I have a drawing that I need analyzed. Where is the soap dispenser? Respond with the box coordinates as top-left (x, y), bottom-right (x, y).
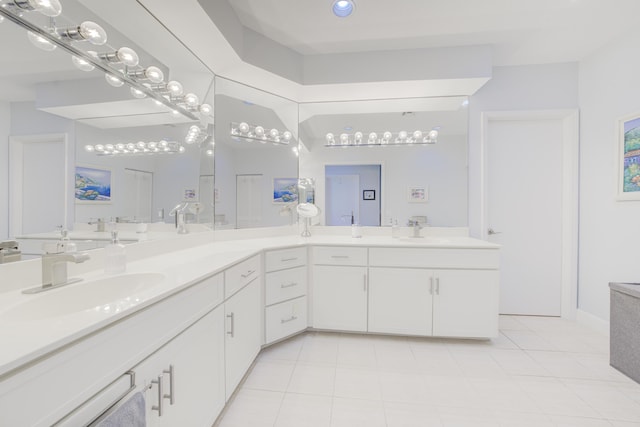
top-left (105, 230), bottom-right (126, 274)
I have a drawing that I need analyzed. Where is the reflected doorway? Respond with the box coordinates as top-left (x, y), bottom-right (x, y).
top-left (325, 164), bottom-right (381, 226)
top-left (236, 174), bottom-right (263, 228)
top-left (123, 169), bottom-right (153, 223)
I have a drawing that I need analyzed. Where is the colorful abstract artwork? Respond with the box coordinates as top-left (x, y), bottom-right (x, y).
top-left (622, 116), bottom-right (640, 198)
top-left (75, 166), bottom-right (111, 203)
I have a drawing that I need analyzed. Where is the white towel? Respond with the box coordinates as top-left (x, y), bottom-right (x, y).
top-left (96, 391), bottom-right (146, 427)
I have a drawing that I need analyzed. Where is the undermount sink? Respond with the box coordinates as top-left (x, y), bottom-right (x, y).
top-left (3, 272), bottom-right (166, 322)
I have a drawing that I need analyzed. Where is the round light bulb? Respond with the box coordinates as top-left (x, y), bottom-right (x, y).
top-left (27, 31), bottom-right (56, 51)
top-left (179, 146), bottom-right (186, 153)
top-left (115, 143), bottom-right (125, 151)
top-left (189, 125), bottom-right (201, 134)
top-left (170, 110), bottom-right (180, 117)
top-left (199, 103), bottom-right (212, 116)
top-left (428, 129), bottom-right (439, 140)
top-left (167, 80), bottom-right (183, 96)
top-left (143, 66), bottom-right (164, 83)
top-left (254, 126), bottom-right (265, 137)
top-left (282, 131), bottom-right (292, 142)
top-left (270, 128), bottom-right (279, 138)
top-left (184, 93), bottom-right (199, 107)
top-left (104, 144), bottom-right (114, 151)
top-left (137, 141), bottom-right (146, 149)
top-left (326, 133), bottom-right (335, 143)
top-left (332, 0), bottom-right (355, 18)
top-left (79, 21), bottom-right (107, 45)
top-left (413, 130), bottom-right (423, 140)
top-left (382, 131), bottom-right (392, 142)
top-left (238, 122), bottom-right (250, 133)
top-left (159, 140), bottom-right (168, 148)
top-left (84, 145), bottom-right (94, 152)
top-left (398, 130), bottom-right (408, 140)
top-left (0, 16), bottom-right (4, 24)
top-left (26, 0), bottom-right (62, 17)
top-left (71, 55), bottom-right (94, 72)
top-left (206, 149), bottom-right (214, 156)
top-left (340, 133), bottom-right (349, 144)
top-left (94, 144), bottom-right (104, 152)
top-left (126, 143), bottom-right (136, 151)
top-left (368, 132), bottom-right (377, 142)
top-left (105, 73), bottom-right (124, 87)
top-left (116, 47), bottom-right (139, 67)
top-left (354, 131), bottom-right (363, 144)
top-left (148, 141), bottom-right (157, 149)
top-left (130, 87), bottom-right (146, 99)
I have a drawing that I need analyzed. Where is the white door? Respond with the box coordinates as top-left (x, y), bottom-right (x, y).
top-left (325, 174), bottom-right (359, 225)
top-left (9, 137), bottom-right (67, 237)
top-left (236, 174), bottom-right (262, 228)
top-left (486, 118), bottom-right (564, 316)
top-left (123, 169), bottom-right (153, 222)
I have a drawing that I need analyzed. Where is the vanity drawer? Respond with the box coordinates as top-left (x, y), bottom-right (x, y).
top-left (265, 296), bottom-right (308, 344)
top-left (225, 255), bottom-right (261, 298)
top-left (313, 246), bottom-right (368, 266)
top-left (265, 266), bottom-right (307, 306)
top-left (369, 247), bottom-right (500, 269)
top-left (265, 247), bottom-right (307, 272)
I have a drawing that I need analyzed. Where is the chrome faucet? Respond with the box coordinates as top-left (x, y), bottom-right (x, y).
top-left (407, 219), bottom-right (424, 238)
top-left (23, 246), bottom-right (90, 294)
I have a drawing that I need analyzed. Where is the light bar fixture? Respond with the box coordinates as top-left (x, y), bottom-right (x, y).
top-left (325, 129), bottom-right (439, 147)
top-left (84, 140), bottom-right (186, 156)
top-left (230, 121), bottom-right (294, 145)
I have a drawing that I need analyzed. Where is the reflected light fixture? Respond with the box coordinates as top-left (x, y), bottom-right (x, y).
top-left (127, 66), bottom-right (164, 83)
top-left (332, 0), bottom-right (355, 17)
top-left (104, 73), bottom-right (124, 87)
top-left (97, 46), bottom-right (139, 67)
top-left (85, 139), bottom-right (186, 156)
top-left (13, 0), bottom-right (62, 17)
top-left (27, 30), bottom-right (56, 51)
top-left (71, 55), bottom-right (94, 72)
top-left (57, 21), bottom-right (107, 45)
top-left (325, 129), bottom-right (439, 146)
top-left (230, 121), bottom-right (294, 145)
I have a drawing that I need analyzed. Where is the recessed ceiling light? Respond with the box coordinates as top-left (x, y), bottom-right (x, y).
top-left (332, 0), bottom-right (355, 18)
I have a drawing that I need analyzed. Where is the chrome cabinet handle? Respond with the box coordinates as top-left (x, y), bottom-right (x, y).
top-left (151, 375), bottom-right (164, 416)
top-left (430, 277), bottom-right (434, 295)
top-left (281, 257), bottom-right (298, 262)
top-left (487, 228), bottom-right (502, 235)
top-left (241, 269), bottom-right (256, 278)
top-left (281, 282), bottom-right (298, 289)
top-left (363, 273), bottom-right (367, 291)
top-left (163, 365), bottom-right (175, 405)
top-left (281, 315), bottom-right (298, 324)
top-left (227, 313), bottom-right (235, 337)
top-left (331, 255), bottom-right (349, 259)
top-left (435, 277), bottom-right (440, 295)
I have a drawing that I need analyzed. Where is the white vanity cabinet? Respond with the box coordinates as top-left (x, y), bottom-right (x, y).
top-left (134, 305), bottom-right (225, 427)
top-left (312, 246), bottom-right (368, 332)
top-left (368, 248), bottom-right (500, 338)
top-left (264, 247), bottom-right (308, 344)
top-left (224, 271), bottom-right (261, 400)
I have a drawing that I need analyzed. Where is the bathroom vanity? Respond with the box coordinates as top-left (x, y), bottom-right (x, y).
top-left (0, 229), bottom-right (499, 426)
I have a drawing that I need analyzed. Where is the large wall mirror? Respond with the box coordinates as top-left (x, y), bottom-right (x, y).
top-left (298, 97), bottom-right (469, 227)
top-left (1, 0), bottom-right (215, 257)
top-left (213, 77), bottom-right (299, 229)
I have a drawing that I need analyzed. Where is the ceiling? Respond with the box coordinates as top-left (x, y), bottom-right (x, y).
top-left (227, 0), bottom-right (639, 66)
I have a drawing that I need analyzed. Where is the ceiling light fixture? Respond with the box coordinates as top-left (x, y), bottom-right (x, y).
top-left (127, 65), bottom-right (164, 83)
top-left (85, 139), bottom-right (186, 156)
top-left (325, 129), bottom-right (439, 147)
top-left (97, 46), bottom-right (139, 67)
top-left (230, 121), bottom-right (294, 146)
top-left (332, 0), bottom-right (355, 17)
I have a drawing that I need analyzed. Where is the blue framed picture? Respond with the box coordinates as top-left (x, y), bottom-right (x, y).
top-left (273, 178), bottom-right (298, 203)
top-left (75, 165), bottom-right (112, 203)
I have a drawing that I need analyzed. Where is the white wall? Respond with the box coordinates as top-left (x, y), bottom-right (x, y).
top-left (468, 63), bottom-right (579, 238)
top-left (0, 101), bottom-right (9, 240)
top-left (577, 26), bottom-right (640, 322)
top-left (299, 135), bottom-right (468, 227)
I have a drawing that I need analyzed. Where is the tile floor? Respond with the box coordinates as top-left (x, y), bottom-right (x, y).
top-left (214, 316), bottom-right (640, 427)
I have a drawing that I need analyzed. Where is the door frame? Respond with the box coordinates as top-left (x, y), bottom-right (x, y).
top-left (479, 110), bottom-right (579, 319)
top-left (321, 161), bottom-right (385, 226)
top-left (8, 133), bottom-right (70, 237)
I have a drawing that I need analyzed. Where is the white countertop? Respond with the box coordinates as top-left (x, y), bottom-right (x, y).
top-left (0, 232), bottom-right (498, 377)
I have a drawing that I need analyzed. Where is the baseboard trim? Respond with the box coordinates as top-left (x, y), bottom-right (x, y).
top-left (576, 309), bottom-right (610, 336)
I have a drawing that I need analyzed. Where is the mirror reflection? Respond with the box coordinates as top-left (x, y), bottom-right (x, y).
top-left (213, 77), bottom-right (299, 229)
top-left (298, 96), bottom-right (469, 227)
top-left (0, 0), bottom-right (214, 260)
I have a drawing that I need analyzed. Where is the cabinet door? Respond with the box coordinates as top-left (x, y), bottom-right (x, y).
top-left (225, 279), bottom-right (262, 400)
top-left (368, 267), bottom-right (433, 336)
top-left (312, 266), bottom-right (368, 332)
top-left (432, 269), bottom-right (499, 338)
top-left (137, 306), bottom-right (226, 427)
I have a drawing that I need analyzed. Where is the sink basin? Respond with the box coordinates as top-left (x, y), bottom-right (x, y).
top-left (3, 272), bottom-right (166, 322)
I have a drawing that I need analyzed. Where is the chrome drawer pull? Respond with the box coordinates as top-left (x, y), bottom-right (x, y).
top-left (163, 365), bottom-right (175, 405)
top-left (241, 269), bottom-right (256, 278)
top-left (151, 375), bottom-right (163, 416)
top-left (331, 255), bottom-right (349, 259)
top-left (227, 313), bottom-right (235, 337)
top-left (281, 282), bottom-right (298, 289)
top-left (435, 277), bottom-right (440, 295)
top-left (430, 277), bottom-right (434, 295)
top-left (281, 315), bottom-right (298, 324)
top-left (281, 257), bottom-right (298, 262)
